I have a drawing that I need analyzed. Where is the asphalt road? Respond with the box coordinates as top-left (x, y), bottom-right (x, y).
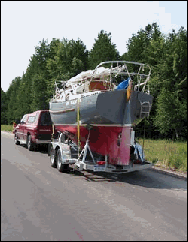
top-left (1, 132), bottom-right (187, 241)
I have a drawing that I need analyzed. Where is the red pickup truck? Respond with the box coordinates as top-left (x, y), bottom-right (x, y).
top-left (13, 110), bottom-right (53, 151)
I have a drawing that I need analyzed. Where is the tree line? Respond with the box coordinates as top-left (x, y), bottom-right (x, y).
top-left (1, 23), bottom-right (187, 140)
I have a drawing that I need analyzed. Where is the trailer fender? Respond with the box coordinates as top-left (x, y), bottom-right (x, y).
top-left (48, 142), bottom-right (60, 156)
top-left (57, 144), bottom-right (71, 164)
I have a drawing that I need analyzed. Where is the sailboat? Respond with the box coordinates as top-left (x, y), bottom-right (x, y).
top-left (49, 61), bottom-right (153, 167)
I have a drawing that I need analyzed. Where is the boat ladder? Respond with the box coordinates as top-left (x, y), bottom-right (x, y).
top-left (140, 101), bottom-right (151, 119)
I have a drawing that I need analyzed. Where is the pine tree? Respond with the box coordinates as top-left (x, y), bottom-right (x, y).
top-left (88, 30), bottom-right (120, 69)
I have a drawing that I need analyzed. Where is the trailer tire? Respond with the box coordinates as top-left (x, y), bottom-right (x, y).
top-left (57, 149), bottom-right (69, 172)
top-left (50, 146), bottom-right (57, 168)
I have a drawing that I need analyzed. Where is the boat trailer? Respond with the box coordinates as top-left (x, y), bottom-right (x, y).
top-left (48, 129), bottom-right (153, 174)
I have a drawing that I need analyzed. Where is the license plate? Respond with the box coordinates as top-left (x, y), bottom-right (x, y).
top-left (93, 166), bottom-right (105, 172)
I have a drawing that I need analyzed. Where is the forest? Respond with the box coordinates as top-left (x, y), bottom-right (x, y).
top-left (1, 23), bottom-right (187, 140)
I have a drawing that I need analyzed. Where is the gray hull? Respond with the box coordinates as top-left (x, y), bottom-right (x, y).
top-left (49, 90), bottom-right (153, 126)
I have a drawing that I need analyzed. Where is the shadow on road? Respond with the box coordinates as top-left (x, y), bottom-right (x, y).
top-left (68, 168), bottom-right (117, 183)
top-left (34, 145), bottom-right (187, 190)
top-left (34, 144), bottom-right (49, 154)
top-left (19, 144), bottom-right (49, 154)
top-left (66, 167), bottom-right (187, 190)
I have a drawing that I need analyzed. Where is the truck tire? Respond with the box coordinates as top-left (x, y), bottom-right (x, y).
top-left (27, 134), bottom-right (34, 151)
top-left (14, 133), bottom-right (20, 145)
top-left (57, 149), bottom-right (69, 172)
top-left (50, 146), bottom-right (57, 168)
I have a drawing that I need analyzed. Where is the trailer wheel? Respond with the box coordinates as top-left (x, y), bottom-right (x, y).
top-left (57, 149), bottom-right (69, 172)
top-left (14, 133), bottom-right (20, 145)
top-left (50, 146), bottom-right (57, 168)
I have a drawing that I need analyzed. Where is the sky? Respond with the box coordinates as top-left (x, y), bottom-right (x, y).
top-left (1, 1), bottom-right (187, 92)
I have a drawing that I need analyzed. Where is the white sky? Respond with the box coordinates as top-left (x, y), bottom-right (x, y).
top-left (1, 1), bottom-right (187, 92)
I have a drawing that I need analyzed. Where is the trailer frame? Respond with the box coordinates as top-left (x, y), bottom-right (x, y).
top-left (48, 130), bottom-right (153, 174)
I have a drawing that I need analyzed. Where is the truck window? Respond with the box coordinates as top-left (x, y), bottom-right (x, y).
top-left (21, 114), bottom-right (28, 123)
top-left (27, 116), bottom-right (36, 123)
top-left (39, 112), bottom-right (52, 126)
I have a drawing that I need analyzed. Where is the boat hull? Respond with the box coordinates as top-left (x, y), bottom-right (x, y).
top-left (49, 89), bottom-right (153, 126)
top-left (49, 89), bottom-right (153, 166)
top-left (53, 124), bottom-right (131, 166)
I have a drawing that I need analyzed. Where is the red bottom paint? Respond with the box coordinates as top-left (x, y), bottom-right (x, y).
top-left (54, 125), bottom-right (131, 166)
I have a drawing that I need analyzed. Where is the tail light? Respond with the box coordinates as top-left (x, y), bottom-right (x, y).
top-left (97, 161), bottom-right (105, 165)
top-left (33, 127), bottom-right (38, 135)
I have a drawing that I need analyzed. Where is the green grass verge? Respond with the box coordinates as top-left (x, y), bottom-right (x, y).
top-left (1, 125), bottom-right (14, 132)
top-left (137, 138), bottom-right (187, 172)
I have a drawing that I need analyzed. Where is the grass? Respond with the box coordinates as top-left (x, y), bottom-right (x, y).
top-left (1, 125), bottom-right (14, 132)
top-left (1, 125), bottom-right (187, 173)
top-left (137, 138), bottom-right (187, 173)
